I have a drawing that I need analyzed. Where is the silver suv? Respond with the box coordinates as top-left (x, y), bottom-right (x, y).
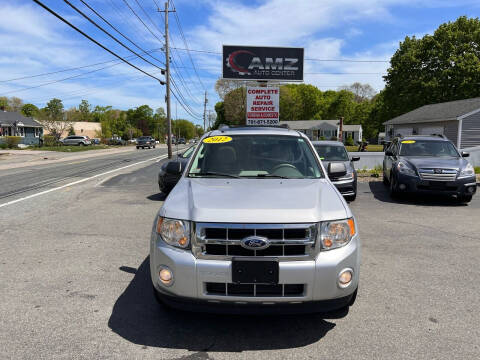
top-left (60, 135), bottom-right (91, 146)
top-left (150, 126), bottom-right (360, 313)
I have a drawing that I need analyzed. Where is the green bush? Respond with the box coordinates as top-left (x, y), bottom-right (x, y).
top-left (43, 135), bottom-right (59, 147)
top-left (5, 136), bottom-right (21, 149)
top-left (475, 166), bottom-right (480, 174)
top-left (0, 142), bottom-right (7, 149)
top-left (345, 135), bottom-right (354, 146)
top-left (330, 136), bottom-right (338, 141)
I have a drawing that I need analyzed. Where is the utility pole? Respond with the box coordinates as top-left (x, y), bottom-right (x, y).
top-left (160, 1), bottom-right (174, 159)
top-left (203, 90), bottom-right (208, 131)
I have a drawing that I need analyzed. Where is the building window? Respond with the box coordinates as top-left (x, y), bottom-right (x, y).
top-left (17, 126), bottom-right (25, 137)
top-left (34, 128), bottom-right (41, 137)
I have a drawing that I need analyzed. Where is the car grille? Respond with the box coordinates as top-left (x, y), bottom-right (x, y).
top-left (205, 282), bottom-right (305, 297)
top-left (193, 223), bottom-right (317, 260)
top-left (418, 168), bottom-right (457, 182)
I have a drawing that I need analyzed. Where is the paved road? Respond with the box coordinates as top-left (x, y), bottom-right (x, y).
top-left (0, 146), bottom-right (186, 206)
top-left (0, 160), bottom-right (479, 359)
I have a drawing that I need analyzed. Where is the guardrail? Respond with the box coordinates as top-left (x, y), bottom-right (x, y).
top-left (349, 152), bottom-right (384, 170)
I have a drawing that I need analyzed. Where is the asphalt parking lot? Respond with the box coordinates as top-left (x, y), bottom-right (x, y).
top-left (1, 158), bottom-right (479, 359)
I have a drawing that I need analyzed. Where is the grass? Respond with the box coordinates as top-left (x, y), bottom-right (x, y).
top-left (475, 166), bottom-right (480, 174)
top-left (29, 145), bottom-right (115, 152)
top-left (346, 144), bottom-right (384, 152)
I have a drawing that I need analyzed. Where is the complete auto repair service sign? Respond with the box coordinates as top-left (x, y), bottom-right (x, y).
top-left (246, 86), bottom-right (279, 126)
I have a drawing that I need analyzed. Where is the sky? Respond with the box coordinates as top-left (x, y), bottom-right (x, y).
top-left (1, 0), bottom-right (479, 126)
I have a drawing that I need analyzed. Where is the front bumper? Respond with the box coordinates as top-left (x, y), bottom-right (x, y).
top-left (150, 230), bottom-right (360, 313)
top-left (395, 173), bottom-right (477, 196)
top-left (332, 178), bottom-right (357, 196)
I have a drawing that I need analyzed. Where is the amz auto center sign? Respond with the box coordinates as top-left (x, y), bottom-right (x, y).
top-left (246, 87), bottom-right (279, 126)
top-left (223, 45), bottom-right (304, 81)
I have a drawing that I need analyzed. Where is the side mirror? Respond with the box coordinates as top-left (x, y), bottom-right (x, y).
top-left (165, 161), bottom-right (183, 175)
top-left (351, 156), bottom-right (360, 162)
top-left (461, 151), bottom-right (470, 158)
top-left (385, 150), bottom-right (394, 156)
top-left (328, 162), bottom-right (347, 178)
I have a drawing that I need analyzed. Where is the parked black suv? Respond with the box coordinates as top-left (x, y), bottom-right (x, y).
top-left (383, 135), bottom-right (476, 203)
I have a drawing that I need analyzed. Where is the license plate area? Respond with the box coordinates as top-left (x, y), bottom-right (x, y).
top-left (232, 258), bottom-right (279, 284)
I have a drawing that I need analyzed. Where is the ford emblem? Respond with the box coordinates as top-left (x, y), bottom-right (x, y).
top-left (241, 236), bottom-right (270, 250)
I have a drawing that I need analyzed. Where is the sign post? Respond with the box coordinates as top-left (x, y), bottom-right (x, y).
top-left (246, 86), bottom-right (279, 126)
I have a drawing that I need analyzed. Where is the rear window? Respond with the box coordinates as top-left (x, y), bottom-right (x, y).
top-left (314, 144), bottom-right (349, 161)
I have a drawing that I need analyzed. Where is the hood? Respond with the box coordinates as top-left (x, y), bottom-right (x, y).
top-left (400, 156), bottom-right (467, 170)
top-left (160, 178), bottom-right (349, 224)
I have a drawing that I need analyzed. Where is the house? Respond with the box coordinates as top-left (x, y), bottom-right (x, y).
top-left (383, 97), bottom-right (480, 148)
top-left (0, 111), bottom-right (43, 146)
top-left (279, 120), bottom-right (363, 144)
top-left (43, 121), bottom-right (102, 139)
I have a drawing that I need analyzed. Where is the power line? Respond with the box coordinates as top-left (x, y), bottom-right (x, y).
top-left (171, 0), bottom-right (206, 90)
top-left (32, 0), bottom-right (165, 84)
top-left (0, 48), bottom-right (163, 84)
top-left (63, 0), bottom-right (165, 73)
top-left (170, 47), bottom-right (390, 63)
top-left (1, 61), bottom-right (124, 96)
top-left (120, 0), bottom-right (164, 44)
top-left (78, 0), bottom-right (165, 66)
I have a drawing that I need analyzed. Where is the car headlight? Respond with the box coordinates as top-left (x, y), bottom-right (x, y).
top-left (397, 161), bottom-right (416, 176)
top-left (156, 217), bottom-right (190, 248)
top-left (459, 163), bottom-right (474, 178)
top-left (320, 218), bottom-right (356, 250)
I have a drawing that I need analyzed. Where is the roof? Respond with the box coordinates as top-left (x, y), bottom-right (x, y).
top-left (383, 97), bottom-right (480, 125)
top-left (0, 111), bottom-right (43, 127)
top-left (209, 126), bottom-right (304, 137)
top-left (279, 120), bottom-right (361, 131)
top-left (343, 124), bottom-right (362, 131)
top-left (395, 134), bottom-right (450, 142)
top-left (311, 140), bottom-right (345, 146)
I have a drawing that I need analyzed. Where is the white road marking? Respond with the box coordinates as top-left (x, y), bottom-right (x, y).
top-left (0, 151), bottom-right (177, 209)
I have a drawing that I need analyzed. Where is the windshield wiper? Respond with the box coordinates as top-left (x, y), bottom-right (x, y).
top-left (190, 172), bottom-right (241, 178)
top-left (252, 174), bottom-right (291, 179)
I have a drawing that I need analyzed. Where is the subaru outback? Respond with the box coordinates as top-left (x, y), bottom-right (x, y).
top-left (383, 135), bottom-right (476, 203)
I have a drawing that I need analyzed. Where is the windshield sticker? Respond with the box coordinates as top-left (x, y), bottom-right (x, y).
top-left (203, 136), bottom-right (232, 144)
top-left (401, 140), bottom-right (416, 144)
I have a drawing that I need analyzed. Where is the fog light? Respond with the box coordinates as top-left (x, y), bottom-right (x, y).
top-left (159, 266), bottom-right (173, 286)
top-left (338, 269), bottom-right (353, 288)
top-left (399, 184), bottom-right (406, 190)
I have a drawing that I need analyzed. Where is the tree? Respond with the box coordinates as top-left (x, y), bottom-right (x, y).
top-left (224, 87), bottom-right (247, 126)
top-left (382, 16), bottom-right (480, 120)
top-left (213, 101), bottom-right (225, 128)
top-left (172, 119), bottom-right (196, 139)
top-left (21, 104), bottom-right (39, 118)
top-left (0, 96), bottom-right (7, 110)
top-left (8, 97), bottom-right (23, 112)
top-left (78, 100), bottom-right (92, 122)
top-left (44, 98), bottom-right (64, 121)
top-left (37, 98), bottom-right (71, 140)
top-left (339, 83), bottom-right (376, 103)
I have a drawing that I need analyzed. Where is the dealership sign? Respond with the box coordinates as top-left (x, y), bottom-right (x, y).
top-left (223, 45), bottom-right (304, 81)
top-left (246, 86), bottom-right (279, 126)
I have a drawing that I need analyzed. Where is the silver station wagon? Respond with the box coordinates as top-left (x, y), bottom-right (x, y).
top-left (150, 126), bottom-right (360, 314)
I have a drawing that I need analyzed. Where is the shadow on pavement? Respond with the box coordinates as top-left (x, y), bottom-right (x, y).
top-left (368, 181), bottom-right (467, 207)
top-left (108, 257), bottom-right (337, 352)
top-left (147, 193), bottom-right (167, 202)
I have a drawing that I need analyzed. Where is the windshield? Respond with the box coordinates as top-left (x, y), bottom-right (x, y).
top-left (314, 144), bottom-right (349, 161)
top-left (399, 140), bottom-right (459, 157)
top-left (138, 136), bottom-right (150, 140)
top-left (187, 135), bottom-right (323, 179)
top-left (180, 146), bottom-right (196, 158)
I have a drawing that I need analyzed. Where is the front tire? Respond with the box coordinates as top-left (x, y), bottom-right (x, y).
top-left (345, 193), bottom-right (357, 202)
top-left (389, 173), bottom-right (399, 198)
